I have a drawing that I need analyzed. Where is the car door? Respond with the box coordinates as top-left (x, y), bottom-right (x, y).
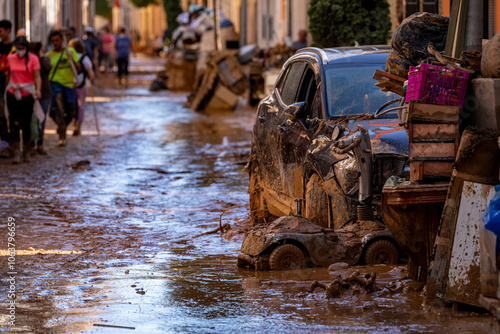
top-left (277, 63), bottom-right (322, 199)
top-left (253, 61), bottom-right (307, 203)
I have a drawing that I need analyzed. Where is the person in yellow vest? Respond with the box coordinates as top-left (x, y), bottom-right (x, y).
top-left (46, 30), bottom-right (81, 146)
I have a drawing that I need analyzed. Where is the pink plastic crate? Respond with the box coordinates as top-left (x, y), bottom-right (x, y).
top-left (406, 63), bottom-right (469, 107)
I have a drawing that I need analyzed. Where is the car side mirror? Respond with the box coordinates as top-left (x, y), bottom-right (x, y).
top-left (285, 102), bottom-right (308, 132)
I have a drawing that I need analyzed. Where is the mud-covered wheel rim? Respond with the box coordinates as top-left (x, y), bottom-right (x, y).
top-left (304, 174), bottom-right (329, 228)
top-left (364, 240), bottom-right (399, 265)
top-left (269, 244), bottom-right (305, 270)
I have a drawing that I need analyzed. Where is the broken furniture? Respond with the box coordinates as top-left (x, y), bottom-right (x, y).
top-left (426, 129), bottom-right (500, 307)
top-left (382, 184), bottom-right (448, 282)
top-left (406, 102), bottom-right (460, 182)
top-left (372, 69), bottom-right (405, 96)
top-left (187, 50), bottom-right (247, 111)
top-left (166, 52), bottom-right (197, 91)
top-left (382, 101), bottom-right (461, 282)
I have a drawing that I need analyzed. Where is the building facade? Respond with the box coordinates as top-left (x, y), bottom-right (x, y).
top-left (0, 0), bottom-right (96, 43)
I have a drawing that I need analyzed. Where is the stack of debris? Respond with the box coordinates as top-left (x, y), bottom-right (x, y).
top-left (377, 10), bottom-right (500, 317)
top-left (185, 50), bottom-right (248, 111)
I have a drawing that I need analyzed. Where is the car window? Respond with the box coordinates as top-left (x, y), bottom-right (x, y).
top-left (324, 63), bottom-right (398, 117)
top-left (279, 62), bottom-right (306, 105)
top-left (297, 67), bottom-right (320, 119)
top-left (276, 66), bottom-right (290, 95)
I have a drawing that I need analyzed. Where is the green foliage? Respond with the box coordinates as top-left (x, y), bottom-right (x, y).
top-left (162, 0), bottom-right (183, 35)
top-left (308, 0), bottom-right (391, 48)
top-left (130, 0), bottom-right (158, 7)
top-left (96, 0), bottom-right (112, 19)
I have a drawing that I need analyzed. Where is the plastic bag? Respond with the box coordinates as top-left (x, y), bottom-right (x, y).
top-left (483, 185), bottom-right (500, 235)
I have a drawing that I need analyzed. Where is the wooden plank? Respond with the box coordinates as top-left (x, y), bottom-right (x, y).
top-left (409, 101), bottom-right (460, 123)
top-left (372, 69), bottom-right (406, 83)
top-left (412, 123), bottom-right (458, 141)
top-left (410, 161), bottom-right (423, 182)
top-left (409, 143), bottom-right (456, 159)
top-left (444, 0), bottom-right (469, 58)
top-left (425, 169), bottom-right (464, 305)
top-left (422, 161), bottom-right (454, 177)
top-left (375, 80), bottom-right (404, 96)
top-left (383, 184), bottom-right (449, 205)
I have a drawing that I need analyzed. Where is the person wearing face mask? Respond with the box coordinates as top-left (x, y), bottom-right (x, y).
top-left (5, 36), bottom-right (41, 163)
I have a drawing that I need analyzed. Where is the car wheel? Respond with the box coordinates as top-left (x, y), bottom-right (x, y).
top-left (269, 244), bottom-right (305, 270)
top-left (305, 174), bottom-right (329, 228)
top-left (364, 240), bottom-right (399, 265)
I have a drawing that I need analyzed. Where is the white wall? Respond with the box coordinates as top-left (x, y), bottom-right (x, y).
top-left (255, 0), bottom-right (309, 49)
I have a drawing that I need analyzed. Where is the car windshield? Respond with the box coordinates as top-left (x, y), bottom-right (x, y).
top-left (324, 63), bottom-right (398, 118)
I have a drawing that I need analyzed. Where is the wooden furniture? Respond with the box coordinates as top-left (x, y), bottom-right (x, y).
top-left (382, 183), bottom-right (449, 281)
top-left (406, 102), bottom-right (460, 182)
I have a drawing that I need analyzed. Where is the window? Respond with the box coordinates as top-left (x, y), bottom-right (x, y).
top-left (279, 62), bottom-right (306, 105)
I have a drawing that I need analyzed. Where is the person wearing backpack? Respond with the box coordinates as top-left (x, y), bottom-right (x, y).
top-left (69, 38), bottom-right (94, 136)
top-left (46, 30), bottom-right (81, 146)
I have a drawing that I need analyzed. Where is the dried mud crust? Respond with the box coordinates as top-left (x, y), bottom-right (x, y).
top-left (269, 244), bottom-right (306, 270)
top-left (304, 174), bottom-right (330, 228)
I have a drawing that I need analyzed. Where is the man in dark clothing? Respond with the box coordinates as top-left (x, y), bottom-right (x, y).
top-left (0, 20), bottom-right (14, 155)
top-left (292, 29), bottom-right (308, 50)
top-left (115, 27), bottom-right (131, 82)
top-left (82, 27), bottom-right (99, 68)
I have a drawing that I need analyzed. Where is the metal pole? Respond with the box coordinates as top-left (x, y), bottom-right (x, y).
top-left (89, 84), bottom-right (100, 136)
top-left (464, 0), bottom-right (483, 51)
top-left (240, 0), bottom-right (247, 47)
top-left (214, 0), bottom-right (222, 51)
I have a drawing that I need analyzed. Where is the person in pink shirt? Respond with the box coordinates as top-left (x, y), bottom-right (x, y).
top-left (6, 36), bottom-right (41, 163)
top-left (101, 26), bottom-right (115, 74)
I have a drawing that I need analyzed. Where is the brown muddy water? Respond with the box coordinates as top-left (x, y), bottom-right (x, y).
top-left (0, 66), bottom-right (496, 333)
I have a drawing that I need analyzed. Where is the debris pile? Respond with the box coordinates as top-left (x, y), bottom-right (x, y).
top-left (308, 271), bottom-right (379, 298)
top-left (185, 50), bottom-right (248, 111)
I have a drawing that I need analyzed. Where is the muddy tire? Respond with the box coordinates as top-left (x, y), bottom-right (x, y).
top-left (364, 240), bottom-right (399, 265)
top-left (305, 174), bottom-right (329, 228)
top-left (269, 244), bottom-right (305, 270)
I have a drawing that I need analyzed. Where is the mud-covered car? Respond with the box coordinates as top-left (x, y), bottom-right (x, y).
top-left (248, 46), bottom-right (408, 229)
top-left (237, 216), bottom-right (400, 270)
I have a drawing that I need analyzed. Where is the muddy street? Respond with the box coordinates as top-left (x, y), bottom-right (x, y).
top-left (0, 56), bottom-right (495, 333)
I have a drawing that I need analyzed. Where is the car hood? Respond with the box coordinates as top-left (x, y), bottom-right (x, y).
top-left (348, 118), bottom-right (408, 155)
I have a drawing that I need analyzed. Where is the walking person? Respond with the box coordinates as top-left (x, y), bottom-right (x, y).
top-left (101, 27), bottom-right (115, 74)
top-left (29, 42), bottom-right (51, 154)
top-left (115, 27), bottom-right (131, 84)
top-left (0, 20), bottom-right (15, 156)
top-left (46, 30), bottom-right (81, 146)
top-left (68, 38), bottom-right (95, 136)
top-left (5, 36), bottom-right (41, 163)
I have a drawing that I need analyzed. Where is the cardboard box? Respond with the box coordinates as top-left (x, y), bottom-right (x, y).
top-left (167, 59), bottom-right (196, 91)
top-left (206, 84), bottom-right (239, 110)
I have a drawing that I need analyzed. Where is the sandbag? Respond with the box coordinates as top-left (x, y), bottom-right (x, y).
top-left (386, 12), bottom-right (449, 78)
top-left (481, 31), bottom-right (500, 78)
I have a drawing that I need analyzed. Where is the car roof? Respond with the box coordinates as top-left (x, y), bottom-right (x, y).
top-left (296, 46), bottom-right (392, 65)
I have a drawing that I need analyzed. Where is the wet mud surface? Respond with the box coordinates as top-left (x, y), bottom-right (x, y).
top-left (0, 56), bottom-right (496, 333)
